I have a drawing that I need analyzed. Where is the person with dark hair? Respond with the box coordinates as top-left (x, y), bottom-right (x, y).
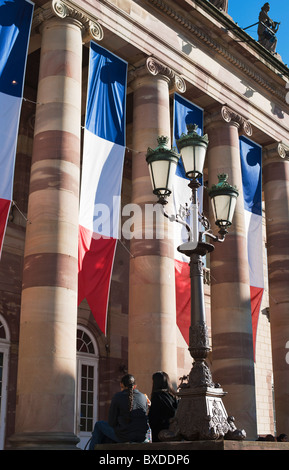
top-left (148, 371), bottom-right (178, 442)
top-left (88, 374), bottom-right (150, 449)
top-left (277, 433), bottom-right (288, 442)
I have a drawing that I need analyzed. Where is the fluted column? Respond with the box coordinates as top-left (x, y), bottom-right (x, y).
top-left (11, 2), bottom-right (103, 449)
top-left (263, 142), bottom-right (289, 437)
top-left (205, 105), bottom-right (257, 439)
top-left (128, 58), bottom-right (186, 394)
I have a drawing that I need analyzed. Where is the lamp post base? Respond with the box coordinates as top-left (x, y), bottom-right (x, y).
top-left (160, 381), bottom-right (246, 441)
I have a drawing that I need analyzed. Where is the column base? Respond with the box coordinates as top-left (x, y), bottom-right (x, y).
top-left (9, 432), bottom-right (80, 450)
top-left (160, 385), bottom-right (246, 441)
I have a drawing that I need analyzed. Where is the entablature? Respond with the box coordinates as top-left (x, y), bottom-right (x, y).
top-left (29, 0), bottom-right (289, 146)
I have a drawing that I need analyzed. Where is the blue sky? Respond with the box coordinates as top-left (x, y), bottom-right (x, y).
top-left (227, 1), bottom-right (289, 67)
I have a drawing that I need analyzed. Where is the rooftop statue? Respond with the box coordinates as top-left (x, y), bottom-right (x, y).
top-left (209, 0), bottom-right (228, 13)
top-left (257, 2), bottom-right (280, 53)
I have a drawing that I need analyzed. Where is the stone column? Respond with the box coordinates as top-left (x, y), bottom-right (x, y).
top-left (205, 105), bottom-right (258, 439)
top-left (263, 142), bottom-right (289, 437)
top-left (128, 58), bottom-right (185, 394)
top-left (10, 1), bottom-right (103, 449)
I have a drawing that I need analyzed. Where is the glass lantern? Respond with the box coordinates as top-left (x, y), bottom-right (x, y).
top-left (176, 124), bottom-right (208, 180)
top-left (208, 174), bottom-right (239, 229)
top-left (146, 136), bottom-right (180, 202)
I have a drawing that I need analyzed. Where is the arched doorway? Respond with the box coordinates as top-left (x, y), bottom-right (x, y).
top-left (76, 326), bottom-right (99, 449)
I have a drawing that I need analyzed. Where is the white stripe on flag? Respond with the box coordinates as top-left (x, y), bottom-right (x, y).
top-left (0, 93), bottom-right (22, 199)
top-left (79, 130), bottom-right (124, 238)
top-left (244, 210), bottom-right (264, 289)
top-left (173, 173), bottom-right (192, 263)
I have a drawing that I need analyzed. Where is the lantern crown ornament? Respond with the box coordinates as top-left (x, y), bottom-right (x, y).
top-left (176, 123), bottom-right (209, 149)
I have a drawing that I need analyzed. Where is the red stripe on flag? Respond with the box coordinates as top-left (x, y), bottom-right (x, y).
top-left (175, 259), bottom-right (190, 345)
top-left (0, 199), bottom-right (11, 257)
top-left (78, 225), bottom-right (117, 334)
top-left (250, 285), bottom-right (264, 360)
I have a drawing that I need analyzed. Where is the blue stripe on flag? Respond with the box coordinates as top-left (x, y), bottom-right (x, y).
top-left (85, 42), bottom-right (127, 146)
top-left (239, 136), bottom-right (262, 216)
top-left (0, 0), bottom-right (34, 97)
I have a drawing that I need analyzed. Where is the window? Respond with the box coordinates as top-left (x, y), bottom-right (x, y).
top-left (77, 328), bottom-right (95, 355)
top-left (76, 326), bottom-right (98, 449)
top-left (80, 364), bottom-right (95, 433)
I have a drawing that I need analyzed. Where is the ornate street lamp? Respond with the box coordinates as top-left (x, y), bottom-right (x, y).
top-left (145, 124), bottom-right (246, 441)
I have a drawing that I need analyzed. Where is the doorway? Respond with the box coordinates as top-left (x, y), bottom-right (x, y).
top-left (76, 326), bottom-right (99, 449)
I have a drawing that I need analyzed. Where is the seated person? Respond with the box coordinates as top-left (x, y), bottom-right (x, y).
top-left (148, 371), bottom-right (178, 442)
top-left (89, 374), bottom-right (150, 449)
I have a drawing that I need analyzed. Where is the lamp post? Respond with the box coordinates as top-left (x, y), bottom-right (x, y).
top-left (146, 124), bottom-right (246, 441)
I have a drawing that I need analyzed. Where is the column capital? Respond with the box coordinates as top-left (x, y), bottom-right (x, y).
top-left (205, 104), bottom-right (252, 136)
top-left (263, 142), bottom-right (289, 162)
top-left (128, 57), bottom-right (186, 94)
top-left (32, 0), bottom-right (104, 43)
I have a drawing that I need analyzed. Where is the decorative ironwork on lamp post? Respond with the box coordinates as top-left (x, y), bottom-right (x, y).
top-left (146, 124), bottom-right (246, 441)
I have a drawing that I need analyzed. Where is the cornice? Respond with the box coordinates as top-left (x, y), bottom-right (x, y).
top-left (147, 0), bottom-right (286, 102)
top-left (32, 0), bottom-right (104, 42)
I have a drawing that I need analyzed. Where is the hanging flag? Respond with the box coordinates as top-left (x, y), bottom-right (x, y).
top-left (173, 94), bottom-right (204, 344)
top-left (0, 0), bottom-right (34, 257)
top-left (240, 135), bottom-right (264, 359)
top-left (78, 42), bottom-right (127, 335)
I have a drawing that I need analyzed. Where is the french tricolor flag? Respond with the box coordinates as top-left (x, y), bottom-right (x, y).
top-left (240, 136), bottom-right (264, 358)
top-left (78, 42), bottom-right (127, 335)
top-left (173, 94), bottom-right (204, 344)
top-left (0, 0), bottom-right (33, 257)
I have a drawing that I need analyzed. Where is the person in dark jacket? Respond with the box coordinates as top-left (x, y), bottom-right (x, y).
top-left (148, 371), bottom-right (178, 442)
top-left (88, 374), bottom-right (150, 449)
